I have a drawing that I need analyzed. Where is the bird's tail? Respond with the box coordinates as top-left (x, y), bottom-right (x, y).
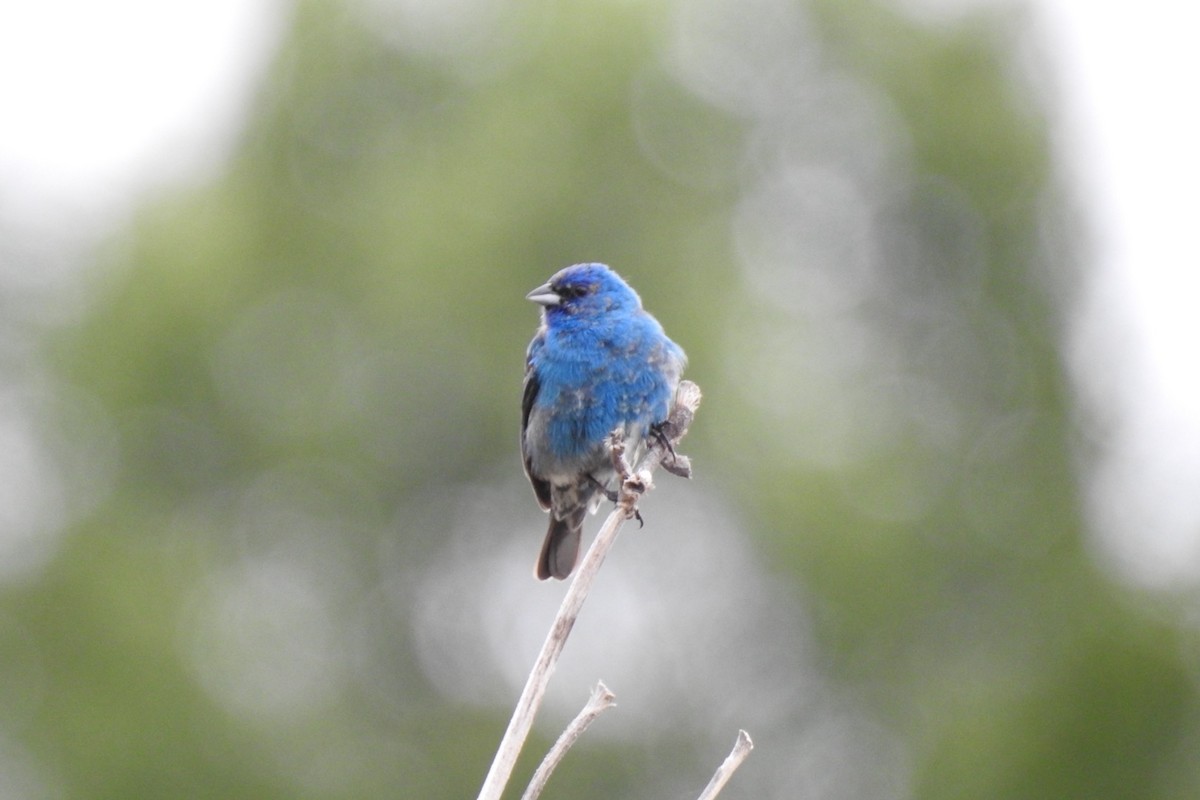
top-left (536, 508), bottom-right (586, 580)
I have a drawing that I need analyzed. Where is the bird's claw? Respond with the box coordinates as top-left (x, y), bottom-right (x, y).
top-left (649, 422), bottom-right (677, 462)
top-left (650, 422), bottom-right (692, 478)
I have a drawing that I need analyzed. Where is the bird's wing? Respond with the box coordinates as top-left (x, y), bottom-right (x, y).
top-left (522, 336), bottom-right (553, 510)
top-left (521, 336), bottom-right (541, 433)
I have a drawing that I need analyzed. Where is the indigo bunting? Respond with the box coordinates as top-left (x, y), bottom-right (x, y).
top-left (521, 263), bottom-right (687, 580)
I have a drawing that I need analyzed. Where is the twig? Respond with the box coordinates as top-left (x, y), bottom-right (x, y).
top-left (475, 381), bottom-right (702, 800)
top-left (696, 730), bottom-right (754, 800)
top-left (474, 498), bottom-right (623, 800)
top-left (520, 681), bottom-right (617, 800)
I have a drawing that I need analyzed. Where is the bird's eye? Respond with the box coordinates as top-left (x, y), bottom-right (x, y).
top-left (556, 283), bottom-right (585, 299)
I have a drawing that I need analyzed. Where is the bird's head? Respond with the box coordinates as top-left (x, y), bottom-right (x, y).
top-left (526, 263), bottom-right (641, 319)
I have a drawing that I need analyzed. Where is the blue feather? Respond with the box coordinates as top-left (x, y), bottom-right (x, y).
top-left (521, 263), bottom-right (686, 579)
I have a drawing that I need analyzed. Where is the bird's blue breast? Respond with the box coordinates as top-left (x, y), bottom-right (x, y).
top-left (526, 312), bottom-right (683, 475)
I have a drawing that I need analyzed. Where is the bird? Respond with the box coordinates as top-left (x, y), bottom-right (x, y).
top-left (521, 263), bottom-right (687, 580)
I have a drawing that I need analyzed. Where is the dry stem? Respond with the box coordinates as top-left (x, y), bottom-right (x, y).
top-left (520, 681), bottom-right (617, 800)
top-left (696, 730), bottom-right (755, 800)
top-left (475, 381), bottom-right (701, 800)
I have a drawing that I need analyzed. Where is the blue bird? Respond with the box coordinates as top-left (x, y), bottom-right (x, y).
top-left (522, 263), bottom-right (687, 580)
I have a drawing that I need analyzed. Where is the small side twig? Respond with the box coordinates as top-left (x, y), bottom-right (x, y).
top-left (696, 730), bottom-right (754, 800)
top-left (520, 681), bottom-right (617, 800)
top-left (475, 381), bottom-right (702, 800)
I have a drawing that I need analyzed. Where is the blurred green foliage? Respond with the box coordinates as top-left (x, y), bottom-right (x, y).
top-left (5, 0), bottom-right (1198, 798)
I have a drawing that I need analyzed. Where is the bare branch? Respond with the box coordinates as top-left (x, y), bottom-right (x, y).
top-left (521, 681), bottom-right (617, 800)
top-left (474, 490), bottom-right (631, 800)
top-left (696, 730), bottom-right (754, 800)
top-left (475, 381), bottom-right (701, 800)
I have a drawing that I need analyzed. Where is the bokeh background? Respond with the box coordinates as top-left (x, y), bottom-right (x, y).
top-left (2, 0), bottom-right (1199, 798)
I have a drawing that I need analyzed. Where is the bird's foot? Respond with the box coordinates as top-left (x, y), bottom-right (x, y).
top-left (620, 470), bottom-right (652, 524)
top-left (587, 473), bottom-right (619, 504)
top-left (649, 422), bottom-right (677, 461)
top-left (650, 422), bottom-right (692, 478)
top-left (589, 471), bottom-right (646, 526)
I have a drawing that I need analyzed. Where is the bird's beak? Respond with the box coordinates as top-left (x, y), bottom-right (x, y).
top-left (526, 282), bottom-right (561, 306)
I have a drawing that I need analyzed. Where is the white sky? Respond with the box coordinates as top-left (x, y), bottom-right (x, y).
top-left (1036, 0), bottom-right (1200, 588)
top-left (0, 0), bottom-right (285, 225)
top-left (0, 0), bottom-right (1196, 589)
